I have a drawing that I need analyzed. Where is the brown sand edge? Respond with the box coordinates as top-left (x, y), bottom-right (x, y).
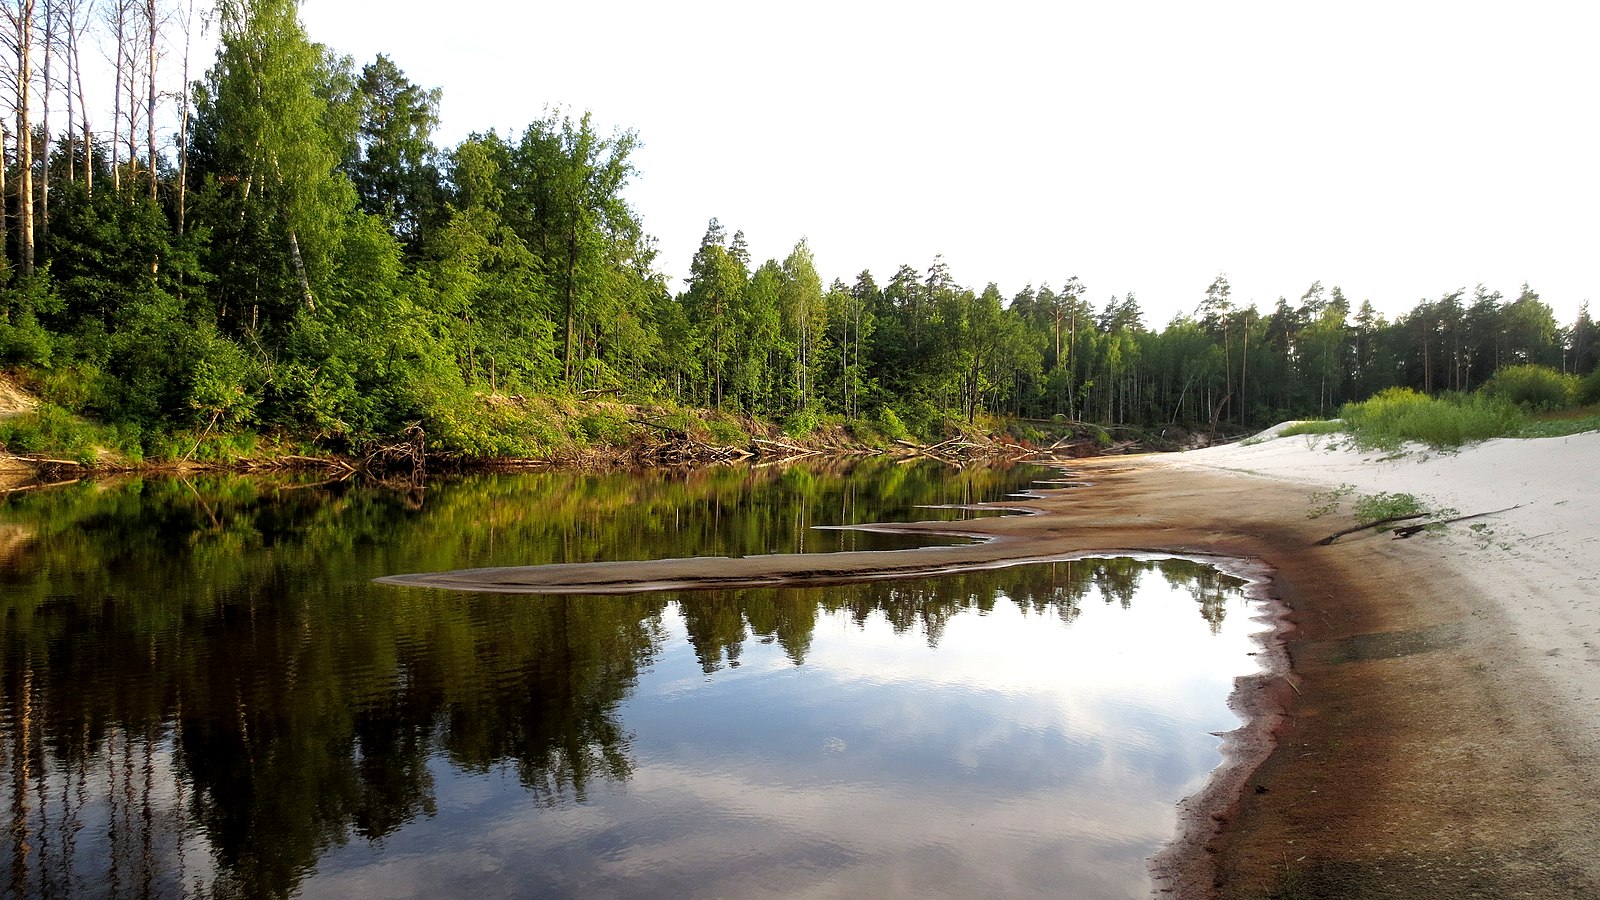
top-left (1147, 557), bottom-right (1295, 898)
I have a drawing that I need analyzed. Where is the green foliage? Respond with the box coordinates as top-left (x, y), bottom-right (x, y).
top-left (705, 415), bottom-right (749, 446)
top-left (784, 405), bottom-right (821, 438)
top-left (0, 403), bottom-right (124, 464)
top-left (1516, 411), bottom-right (1600, 438)
top-left (1579, 367), bottom-right (1600, 406)
top-left (575, 408), bottom-right (633, 446)
top-left (1306, 484), bottom-right (1355, 519)
top-left (1480, 364), bottom-right (1579, 412)
top-left (1339, 388), bottom-right (1523, 450)
top-left (0, 310), bottom-right (55, 366)
top-left (1352, 491), bottom-right (1427, 523)
top-left (874, 406), bottom-right (911, 442)
top-left (0, 274), bottom-right (62, 366)
top-left (1279, 420), bottom-right (1344, 437)
top-left (7, 0), bottom-right (1599, 463)
top-left (1006, 421), bottom-right (1046, 445)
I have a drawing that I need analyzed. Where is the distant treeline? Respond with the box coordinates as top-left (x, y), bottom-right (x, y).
top-left (1, 1), bottom-right (1596, 457)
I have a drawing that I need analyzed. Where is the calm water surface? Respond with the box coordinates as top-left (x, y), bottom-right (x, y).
top-left (0, 460), bottom-right (1264, 899)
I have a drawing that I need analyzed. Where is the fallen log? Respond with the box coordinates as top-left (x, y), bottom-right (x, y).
top-left (1392, 504), bottom-right (1524, 539)
top-left (0, 477), bottom-right (83, 495)
top-left (1315, 513), bottom-right (1429, 546)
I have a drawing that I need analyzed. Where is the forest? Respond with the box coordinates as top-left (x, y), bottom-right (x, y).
top-left (2, 0), bottom-right (1597, 461)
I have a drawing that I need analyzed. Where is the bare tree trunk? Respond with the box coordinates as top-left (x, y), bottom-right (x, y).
top-left (63, 0), bottom-right (74, 183)
top-left (125, 5), bottom-right (138, 188)
top-left (176, 0), bottom-right (192, 233)
top-left (1, 123), bottom-right (8, 269)
top-left (40, 0), bottom-right (51, 243)
top-left (144, 0), bottom-right (155, 201)
top-left (77, 86), bottom-right (89, 195)
top-left (111, 0), bottom-right (123, 191)
top-left (1240, 311), bottom-right (1250, 426)
top-left (71, 0), bottom-right (90, 196)
top-left (286, 227), bottom-right (315, 310)
top-left (15, 0), bottom-right (38, 277)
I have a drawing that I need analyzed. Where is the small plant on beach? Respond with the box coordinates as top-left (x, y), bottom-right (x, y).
top-left (1270, 857), bottom-right (1311, 900)
top-left (1351, 491), bottom-right (1427, 523)
top-left (1306, 484), bottom-right (1355, 519)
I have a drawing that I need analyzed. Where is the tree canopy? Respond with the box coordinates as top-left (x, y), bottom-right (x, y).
top-left (0, 1), bottom-right (1594, 457)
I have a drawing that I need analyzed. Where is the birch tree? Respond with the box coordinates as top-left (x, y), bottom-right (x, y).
top-left (3, 0), bottom-right (38, 275)
top-left (204, 0), bottom-right (348, 311)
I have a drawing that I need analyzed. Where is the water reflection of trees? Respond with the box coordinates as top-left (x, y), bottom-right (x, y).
top-left (0, 468), bottom-right (1246, 898)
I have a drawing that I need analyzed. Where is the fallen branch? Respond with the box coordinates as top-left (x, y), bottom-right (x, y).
top-left (1392, 504), bottom-right (1524, 539)
top-left (5, 456), bottom-right (87, 468)
top-left (0, 478), bottom-right (83, 495)
top-left (1315, 513), bottom-right (1428, 546)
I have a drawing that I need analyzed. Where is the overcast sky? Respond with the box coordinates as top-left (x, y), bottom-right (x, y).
top-left (297, 0), bottom-right (1597, 327)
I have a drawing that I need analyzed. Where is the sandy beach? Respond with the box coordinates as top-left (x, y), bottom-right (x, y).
top-left (386, 429), bottom-right (1600, 898)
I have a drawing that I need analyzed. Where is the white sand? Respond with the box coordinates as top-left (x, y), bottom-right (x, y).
top-left (1164, 427), bottom-right (1600, 746)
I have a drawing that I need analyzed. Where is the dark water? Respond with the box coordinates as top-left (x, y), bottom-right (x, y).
top-left (0, 460), bottom-right (1264, 899)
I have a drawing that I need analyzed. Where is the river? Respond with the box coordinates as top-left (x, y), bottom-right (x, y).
top-left (0, 460), bottom-right (1266, 898)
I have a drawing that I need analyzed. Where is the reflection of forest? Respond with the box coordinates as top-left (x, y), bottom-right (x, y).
top-left (0, 468), bottom-right (1245, 898)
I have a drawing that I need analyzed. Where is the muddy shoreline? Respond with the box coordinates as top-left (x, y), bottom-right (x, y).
top-left (383, 454), bottom-right (1600, 899)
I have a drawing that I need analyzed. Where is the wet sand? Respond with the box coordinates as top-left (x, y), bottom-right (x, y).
top-left (383, 435), bottom-right (1600, 899)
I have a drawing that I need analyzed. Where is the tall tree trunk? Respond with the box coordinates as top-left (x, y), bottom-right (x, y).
top-left (562, 223), bottom-right (577, 384)
top-left (1, 123), bottom-right (8, 269)
top-left (125, 9), bottom-right (137, 188)
top-left (111, 0), bottom-right (123, 191)
top-left (145, 0), bottom-right (156, 201)
top-left (40, 0), bottom-right (51, 244)
top-left (176, 0), bottom-right (193, 233)
top-left (1240, 312), bottom-right (1250, 426)
top-left (15, 0), bottom-right (37, 277)
top-left (286, 227), bottom-right (315, 311)
top-left (73, 8), bottom-right (90, 197)
top-left (64, 2), bottom-right (74, 184)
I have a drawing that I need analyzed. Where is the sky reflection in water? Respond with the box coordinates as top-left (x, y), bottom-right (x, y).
top-left (305, 562), bottom-right (1262, 900)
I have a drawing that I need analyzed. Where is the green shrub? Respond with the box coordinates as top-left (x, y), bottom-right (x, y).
top-left (1007, 422), bottom-right (1045, 445)
top-left (1352, 491), bottom-right (1426, 523)
top-left (1280, 420), bottom-right (1344, 437)
top-left (0, 311), bottom-right (55, 366)
top-left (847, 418), bottom-right (883, 447)
top-left (0, 403), bottom-right (109, 464)
top-left (875, 406), bottom-right (910, 442)
top-left (1580, 367), bottom-right (1600, 406)
top-left (1340, 388), bottom-right (1522, 450)
top-left (1480, 364), bottom-right (1579, 412)
top-left (784, 406), bottom-right (820, 438)
top-left (706, 416), bottom-right (748, 446)
top-left (575, 409), bottom-right (632, 445)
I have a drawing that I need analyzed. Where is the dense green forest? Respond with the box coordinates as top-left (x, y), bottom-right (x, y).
top-left (2, 0), bottom-right (1597, 461)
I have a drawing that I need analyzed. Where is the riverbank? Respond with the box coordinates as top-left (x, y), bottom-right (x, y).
top-left (383, 429), bottom-right (1600, 899)
top-left (1152, 430), bottom-right (1600, 898)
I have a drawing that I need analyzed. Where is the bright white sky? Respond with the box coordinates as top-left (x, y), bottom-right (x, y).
top-left (296, 0), bottom-right (1596, 327)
